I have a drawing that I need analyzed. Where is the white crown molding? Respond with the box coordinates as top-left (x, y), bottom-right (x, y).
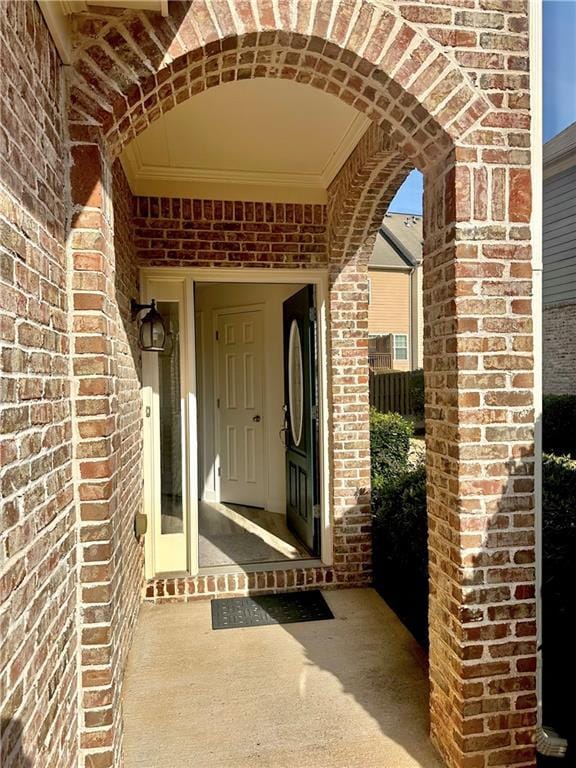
top-left (122, 111), bottom-right (370, 199)
top-left (124, 131), bottom-right (325, 190)
top-left (126, 162), bottom-right (326, 189)
top-left (320, 113), bottom-right (370, 186)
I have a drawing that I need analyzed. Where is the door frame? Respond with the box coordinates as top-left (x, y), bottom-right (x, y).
top-left (212, 303), bottom-right (267, 508)
top-left (141, 277), bottom-right (196, 578)
top-left (141, 267), bottom-right (332, 578)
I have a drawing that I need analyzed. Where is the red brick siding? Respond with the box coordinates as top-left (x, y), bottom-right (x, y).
top-left (0, 3), bottom-right (77, 768)
top-left (134, 197), bottom-right (327, 268)
top-left (325, 127), bottom-right (413, 586)
top-left (70, 141), bottom-right (144, 766)
top-left (133, 194), bottom-right (379, 588)
top-left (423, 158), bottom-right (536, 768)
top-left (145, 566), bottom-right (336, 602)
top-left (59, 3), bottom-right (536, 767)
top-left (108, 162), bottom-right (144, 766)
top-left (543, 302), bottom-right (576, 395)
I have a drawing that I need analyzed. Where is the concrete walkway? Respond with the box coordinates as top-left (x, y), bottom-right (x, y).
top-left (122, 589), bottom-right (444, 768)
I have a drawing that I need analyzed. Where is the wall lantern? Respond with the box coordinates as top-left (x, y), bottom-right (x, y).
top-left (131, 299), bottom-right (167, 352)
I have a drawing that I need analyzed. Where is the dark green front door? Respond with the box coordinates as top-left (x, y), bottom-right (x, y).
top-left (283, 286), bottom-right (319, 555)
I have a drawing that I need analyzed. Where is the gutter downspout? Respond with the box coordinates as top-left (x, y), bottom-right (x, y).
top-left (529, 0), bottom-right (543, 731)
top-left (529, 1), bottom-right (557, 755)
top-left (528, 7), bottom-right (567, 757)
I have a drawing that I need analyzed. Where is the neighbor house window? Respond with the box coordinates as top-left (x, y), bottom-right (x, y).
top-left (393, 334), bottom-right (408, 361)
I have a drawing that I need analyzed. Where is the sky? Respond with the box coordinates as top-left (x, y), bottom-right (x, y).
top-left (388, 0), bottom-right (576, 216)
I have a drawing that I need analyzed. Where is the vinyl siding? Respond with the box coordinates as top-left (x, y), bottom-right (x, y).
top-left (543, 165), bottom-right (576, 306)
top-left (368, 269), bottom-right (411, 370)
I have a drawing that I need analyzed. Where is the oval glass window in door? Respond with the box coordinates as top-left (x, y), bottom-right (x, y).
top-left (288, 319), bottom-right (304, 447)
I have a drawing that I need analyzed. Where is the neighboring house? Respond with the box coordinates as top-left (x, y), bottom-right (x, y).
top-left (542, 121), bottom-right (576, 395)
top-left (1, 3), bottom-right (539, 768)
top-left (368, 212), bottom-right (423, 371)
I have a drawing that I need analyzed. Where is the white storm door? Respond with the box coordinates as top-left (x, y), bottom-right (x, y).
top-left (216, 309), bottom-right (265, 507)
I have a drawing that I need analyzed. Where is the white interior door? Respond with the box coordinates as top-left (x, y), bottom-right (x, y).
top-left (216, 309), bottom-right (265, 507)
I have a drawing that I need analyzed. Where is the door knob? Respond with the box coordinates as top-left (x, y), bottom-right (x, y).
top-left (252, 415), bottom-right (261, 422)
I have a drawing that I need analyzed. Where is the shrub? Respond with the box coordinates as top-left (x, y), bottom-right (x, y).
top-left (541, 453), bottom-right (576, 735)
top-left (408, 368), bottom-right (425, 420)
top-left (372, 463), bottom-right (428, 646)
top-left (369, 408), bottom-right (413, 490)
top-left (543, 394), bottom-right (576, 457)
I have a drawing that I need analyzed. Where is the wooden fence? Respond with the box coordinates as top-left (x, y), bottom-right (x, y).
top-left (369, 370), bottom-right (413, 415)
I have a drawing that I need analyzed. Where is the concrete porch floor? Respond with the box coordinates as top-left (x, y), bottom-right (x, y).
top-left (122, 589), bottom-right (444, 768)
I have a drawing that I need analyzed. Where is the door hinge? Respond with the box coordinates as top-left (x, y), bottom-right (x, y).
top-left (217, 466), bottom-right (221, 477)
top-left (215, 330), bottom-right (219, 341)
top-left (145, 406), bottom-right (151, 418)
top-left (216, 397), bottom-right (220, 409)
top-left (311, 404), bottom-right (319, 420)
top-left (313, 504), bottom-right (321, 520)
top-left (309, 307), bottom-right (317, 323)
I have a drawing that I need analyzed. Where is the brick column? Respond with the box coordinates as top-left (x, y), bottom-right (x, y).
top-left (424, 156), bottom-right (536, 768)
top-left (326, 129), bottom-right (411, 586)
top-left (327, 252), bottom-right (373, 585)
top-left (69, 129), bottom-right (120, 768)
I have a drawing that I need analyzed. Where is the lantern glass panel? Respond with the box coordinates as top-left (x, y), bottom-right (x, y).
top-left (139, 304), bottom-right (166, 352)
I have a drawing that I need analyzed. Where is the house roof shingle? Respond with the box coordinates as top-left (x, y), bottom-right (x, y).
top-left (369, 212), bottom-right (423, 269)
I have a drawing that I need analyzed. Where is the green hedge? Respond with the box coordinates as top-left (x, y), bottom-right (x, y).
top-left (541, 453), bottom-right (576, 736)
top-left (372, 463), bottom-right (428, 646)
top-left (371, 446), bottom-right (576, 674)
top-left (543, 394), bottom-right (576, 457)
top-left (369, 408), bottom-right (413, 491)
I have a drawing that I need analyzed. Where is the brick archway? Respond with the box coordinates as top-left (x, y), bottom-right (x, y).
top-left (66, 5), bottom-right (536, 768)
top-left (69, 2), bottom-right (491, 169)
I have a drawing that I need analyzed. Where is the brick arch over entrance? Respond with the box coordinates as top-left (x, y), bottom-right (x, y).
top-left (66, 5), bottom-right (537, 768)
top-left (324, 127), bottom-right (413, 582)
top-left (69, 1), bottom-right (492, 169)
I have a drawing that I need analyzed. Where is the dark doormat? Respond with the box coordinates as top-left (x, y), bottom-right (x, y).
top-left (211, 590), bottom-right (334, 630)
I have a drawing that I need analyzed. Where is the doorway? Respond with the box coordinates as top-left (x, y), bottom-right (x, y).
top-left (195, 282), bottom-right (319, 568)
top-left (141, 270), bottom-right (331, 579)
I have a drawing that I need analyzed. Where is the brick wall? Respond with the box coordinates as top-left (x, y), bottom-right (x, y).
top-left (109, 162), bottom-right (144, 765)
top-left (134, 197), bottom-right (327, 268)
top-left (134, 195), bottom-right (378, 588)
top-left (543, 302), bottom-right (576, 395)
top-left (423, 155), bottom-right (536, 768)
top-left (65, 2), bottom-right (537, 765)
top-left (0, 3), bottom-right (77, 767)
top-left (0, 2), bottom-right (533, 767)
top-left (70, 149), bottom-right (144, 766)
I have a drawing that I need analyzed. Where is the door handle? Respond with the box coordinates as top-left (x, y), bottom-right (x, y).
top-left (252, 415), bottom-right (261, 422)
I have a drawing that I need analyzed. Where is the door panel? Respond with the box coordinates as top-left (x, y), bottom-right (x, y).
top-left (283, 286), bottom-right (319, 554)
top-left (217, 310), bottom-right (265, 507)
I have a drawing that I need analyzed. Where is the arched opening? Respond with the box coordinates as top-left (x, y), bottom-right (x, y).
top-left (65, 5), bottom-right (536, 768)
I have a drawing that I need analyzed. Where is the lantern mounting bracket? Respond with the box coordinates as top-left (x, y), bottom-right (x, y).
top-left (131, 299), bottom-right (155, 320)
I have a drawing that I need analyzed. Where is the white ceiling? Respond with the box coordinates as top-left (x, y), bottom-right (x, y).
top-left (121, 79), bottom-right (370, 203)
